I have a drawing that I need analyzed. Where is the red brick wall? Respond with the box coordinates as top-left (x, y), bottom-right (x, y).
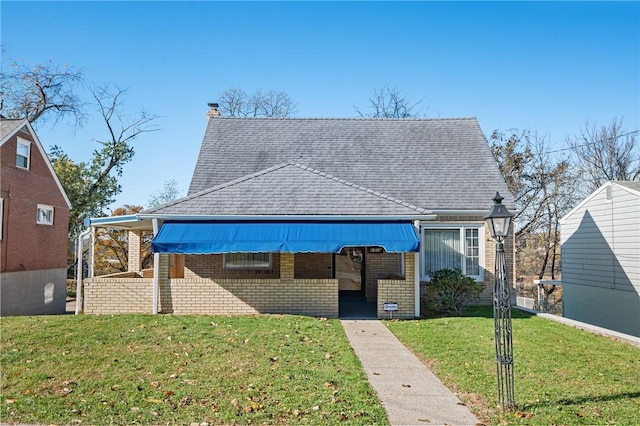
top-left (1, 128), bottom-right (70, 273)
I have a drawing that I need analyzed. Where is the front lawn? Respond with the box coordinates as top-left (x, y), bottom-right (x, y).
top-left (386, 307), bottom-right (640, 425)
top-left (0, 314), bottom-right (387, 425)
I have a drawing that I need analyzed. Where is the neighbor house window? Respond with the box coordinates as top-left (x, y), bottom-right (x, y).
top-left (16, 139), bottom-right (31, 169)
top-left (223, 253), bottom-right (272, 270)
top-left (422, 225), bottom-right (484, 280)
top-left (37, 204), bottom-right (54, 225)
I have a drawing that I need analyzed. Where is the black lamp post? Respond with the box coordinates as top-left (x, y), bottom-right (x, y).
top-left (484, 191), bottom-right (516, 411)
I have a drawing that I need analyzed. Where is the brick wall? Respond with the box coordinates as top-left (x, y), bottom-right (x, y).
top-left (420, 216), bottom-right (516, 307)
top-left (84, 277), bottom-right (154, 314)
top-left (364, 252), bottom-right (403, 302)
top-left (159, 278), bottom-right (338, 317)
top-left (294, 253), bottom-right (332, 278)
top-left (184, 254), bottom-right (281, 279)
top-left (1, 129), bottom-right (69, 273)
top-left (377, 253), bottom-right (416, 319)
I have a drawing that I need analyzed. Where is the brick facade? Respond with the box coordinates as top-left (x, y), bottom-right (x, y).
top-left (83, 215), bottom-right (516, 318)
top-left (1, 126), bottom-right (69, 273)
top-left (1, 121), bottom-right (70, 316)
top-left (377, 253), bottom-right (416, 319)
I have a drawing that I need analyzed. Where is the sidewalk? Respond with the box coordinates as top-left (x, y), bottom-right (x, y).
top-left (341, 319), bottom-right (481, 426)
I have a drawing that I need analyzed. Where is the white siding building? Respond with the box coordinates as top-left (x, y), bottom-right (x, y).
top-left (560, 181), bottom-right (640, 337)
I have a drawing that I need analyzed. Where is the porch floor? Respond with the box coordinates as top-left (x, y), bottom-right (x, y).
top-left (339, 294), bottom-right (377, 319)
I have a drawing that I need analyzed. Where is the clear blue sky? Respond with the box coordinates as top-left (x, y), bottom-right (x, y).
top-left (2, 1), bottom-right (639, 210)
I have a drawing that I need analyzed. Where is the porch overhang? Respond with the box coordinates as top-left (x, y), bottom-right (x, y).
top-left (151, 221), bottom-right (421, 254)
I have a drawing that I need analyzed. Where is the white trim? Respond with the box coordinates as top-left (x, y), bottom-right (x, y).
top-left (420, 223), bottom-right (485, 281)
top-left (561, 181), bottom-right (640, 224)
top-left (16, 138), bottom-right (31, 170)
top-left (36, 204), bottom-right (55, 225)
top-left (85, 213), bottom-right (437, 230)
top-left (413, 220), bottom-right (420, 318)
top-left (152, 219), bottom-right (160, 315)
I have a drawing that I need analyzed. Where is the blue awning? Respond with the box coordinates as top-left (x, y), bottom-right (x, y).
top-left (151, 221), bottom-right (419, 254)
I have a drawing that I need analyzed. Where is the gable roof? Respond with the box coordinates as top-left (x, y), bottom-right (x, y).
top-left (146, 162), bottom-right (431, 216)
top-left (0, 118), bottom-right (72, 208)
top-left (188, 117), bottom-right (512, 212)
top-left (560, 181), bottom-right (640, 223)
top-left (0, 119), bottom-right (25, 141)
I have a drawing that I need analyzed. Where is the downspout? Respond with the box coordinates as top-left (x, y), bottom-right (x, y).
top-left (75, 229), bottom-right (91, 315)
top-left (414, 220), bottom-right (421, 318)
top-left (152, 218), bottom-right (160, 314)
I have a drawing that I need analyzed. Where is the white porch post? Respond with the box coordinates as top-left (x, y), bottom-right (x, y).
top-left (414, 220), bottom-right (421, 318)
top-left (75, 229), bottom-right (91, 315)
top-left (89, 227), bottom-right (95, 278)
top-left (152, 219), bottom-right (160, 314)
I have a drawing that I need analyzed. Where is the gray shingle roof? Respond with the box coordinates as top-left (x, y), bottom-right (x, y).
top-left (187, 117), bottom-right (512, 212)
top-left (146, 162), bottom-right (430, 215)
top-left (0, 119), bottom-right (25, 144)
top-left (613, 181), bottom-right (640, 192)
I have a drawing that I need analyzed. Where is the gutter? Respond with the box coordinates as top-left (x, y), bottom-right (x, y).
top-left (138, 214), bottom-right (437, 222)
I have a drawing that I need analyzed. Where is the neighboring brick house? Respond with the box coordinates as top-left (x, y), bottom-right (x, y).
top-left (82, 109), bottom-right (514, 319)
top-left (1, 119), bottom-right (71, 315)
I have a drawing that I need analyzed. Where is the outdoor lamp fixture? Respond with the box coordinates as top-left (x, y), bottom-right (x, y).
top-left (484, 191), bottom-right (516, 411)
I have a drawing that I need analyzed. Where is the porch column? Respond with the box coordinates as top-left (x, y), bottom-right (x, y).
top-left (152, 219), bottom-right (160, 314)
top-left (280, 253), bottom-right (294, 282)
top-left (128, 230), bottom-right (142, 272)
top-left (414, 220), bottom-right (421, 317)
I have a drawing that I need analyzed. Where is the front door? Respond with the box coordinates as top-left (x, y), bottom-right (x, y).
top-left (335, 248), bottom-right (364, 294)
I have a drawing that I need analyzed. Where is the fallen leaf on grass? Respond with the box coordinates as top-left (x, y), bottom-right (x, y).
top-left (146, 398), bottom-right (163, 404)
top-left (5, 399), bottom-right (16, 404)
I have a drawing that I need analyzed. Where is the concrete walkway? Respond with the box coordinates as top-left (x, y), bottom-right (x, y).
top-left (342, 319), bottom-right (480, 426)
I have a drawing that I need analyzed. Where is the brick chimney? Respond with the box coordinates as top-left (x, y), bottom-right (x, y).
top-left (206, 102), bottom-right (220, 120)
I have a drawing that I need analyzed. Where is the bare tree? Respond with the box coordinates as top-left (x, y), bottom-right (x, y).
top-left (0, 59), bottom-right (86, 126)
top-left (568, 118), bottom-right (640, 194)
top-left (355, 85), bottom-right (424, 118)
top-left (52, 85), bottom-right (160, 238)
top-left (147, 179), bottom-right (182, 208)
top-left (218, 87), bottom-right (296, 117)
top-left (491, 130), bottom-right (579, 285)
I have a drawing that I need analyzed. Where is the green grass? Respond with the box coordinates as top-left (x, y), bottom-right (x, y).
top-left (386, 307), bottom-right (640, 425)
top-left (1, 314), bottom-right (387, 425)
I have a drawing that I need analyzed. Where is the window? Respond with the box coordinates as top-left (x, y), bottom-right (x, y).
top-left (422, 225), bottom-right (484, 280)
top-left (223, 253), bottom-right (272, 270)
top-left (16, 139), bottom-right (31, 169)
top-left (37, 204), bottom-right (54, 225)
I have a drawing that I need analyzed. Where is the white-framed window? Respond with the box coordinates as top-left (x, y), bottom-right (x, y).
top-left (223, 253), bottom-right (272, 270)
top-left (16, 138), bottom-right (31, 169)
top-left (37, 204), bottom-right (54, 225)
top-left (421, 224), bottom-right (484, 281)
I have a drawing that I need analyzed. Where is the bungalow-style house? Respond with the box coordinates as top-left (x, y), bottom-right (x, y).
top-left (81, 108), bottom-right (514, 319)
top-left (1, 119), bottom-right (71, 316)
top-left (560, 181), bottom-right (640, 337)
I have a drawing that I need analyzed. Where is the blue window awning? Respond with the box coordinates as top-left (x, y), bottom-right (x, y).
top-left (151, 221), bottom-right (419, 254)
